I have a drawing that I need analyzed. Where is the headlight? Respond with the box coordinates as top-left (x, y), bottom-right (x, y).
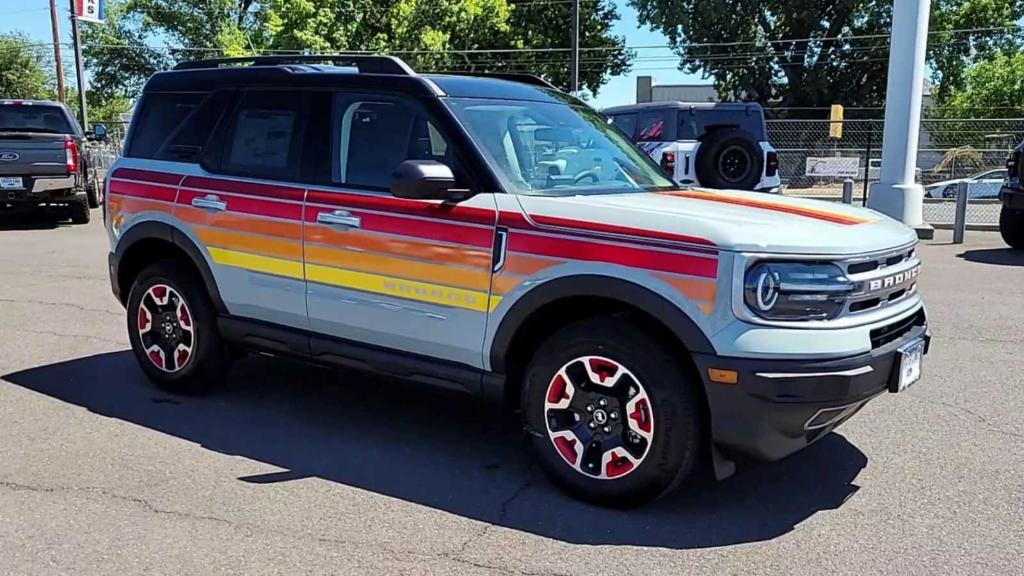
top-left (744, 262), bottom-right (854, 320)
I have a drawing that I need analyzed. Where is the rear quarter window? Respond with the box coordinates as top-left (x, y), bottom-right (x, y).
top-left (127, 93), bottom-right (206, 159)
top-left (678, 108), bottom-right (766, 140)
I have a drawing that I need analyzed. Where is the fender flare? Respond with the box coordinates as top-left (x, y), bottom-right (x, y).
top-left (488, 275), bottom-right (716, 373)
top-left (114, 221), bottom-right (227, 313)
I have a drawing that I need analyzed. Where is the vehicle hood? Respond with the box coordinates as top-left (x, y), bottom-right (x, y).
top-left (515, 188), bottom-right (918, 256)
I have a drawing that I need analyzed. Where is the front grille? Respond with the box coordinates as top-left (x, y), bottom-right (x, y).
top-left (839, 245), bottom-right (920, 317)
top-left (870, 309), bottom-right (925, 349)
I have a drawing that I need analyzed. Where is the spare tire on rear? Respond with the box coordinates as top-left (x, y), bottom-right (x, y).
top-left (695, 128), bottom-right (764, 191)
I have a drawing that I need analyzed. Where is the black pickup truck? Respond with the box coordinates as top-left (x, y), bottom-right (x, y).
top-left (0, 99), bottom-right (107, 224)
top-left (1000, 142), bottom-right (1023, 249)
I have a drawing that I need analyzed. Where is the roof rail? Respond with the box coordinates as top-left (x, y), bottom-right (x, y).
top-left (438, 71), bottom-right (559, 91)
top-left (173, 54), bottom-right (415, 75)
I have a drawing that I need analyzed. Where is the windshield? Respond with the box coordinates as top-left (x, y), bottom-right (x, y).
top-left (444, 98), bottom-right (676, 196)
top-left (0, 105), bottom-right (72, 134)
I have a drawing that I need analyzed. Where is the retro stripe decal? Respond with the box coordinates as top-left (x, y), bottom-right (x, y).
top-left (207, 247), bottom-right (305, 280)
top-left (306, 263), bottom-right (498, 313)
top-left (663, 189), bottom-right (872, 225)
top-left (304, 243), bottom-right (492, 292)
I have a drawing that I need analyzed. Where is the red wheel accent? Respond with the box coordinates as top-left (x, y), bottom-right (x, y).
top-left (148, 349), bottom-right (164, 369)
top-left (138, 307), bottom-right (151, 332)
top-left (604, 451), bottom-right (635, 478)
top-left (553, 435), bottom-right (579, 465)
top-left (588, 357), bottom-right (619, 383)
top-left (137, 284), bottom-right (195, 374)
top-left (151, 285), bottom-right (167, 302)
top-left (175, 347), bottom-right (190, 371)
top-left (547, 374), bottom-right (570, 404)
top-left (178, 304), bottom-right (192, 328)
top-left (629, 397), bottom-right (652, 434)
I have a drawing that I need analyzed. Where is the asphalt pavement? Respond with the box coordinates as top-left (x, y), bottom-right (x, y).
top-left (1, 214), bottom-right (1021, 575)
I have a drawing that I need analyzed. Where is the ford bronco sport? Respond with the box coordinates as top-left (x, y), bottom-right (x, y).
top-left (0, 99), bottom-right (107, 223)
top-left (105, 55), bottom-right (929, 506)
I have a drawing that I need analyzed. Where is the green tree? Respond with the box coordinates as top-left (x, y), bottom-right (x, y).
top-left (0, 32), bottom-right (52, 100)
top-left (83, 0), bottom-right (631, 104)
top-left (628, 0), bottom-right (1024, 108)
top-left (930, 51), bottom-right (1024, 147)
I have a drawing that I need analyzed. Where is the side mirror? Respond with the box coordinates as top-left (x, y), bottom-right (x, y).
top-left (391, 160), bottom-right (467, 201)
top-left (88, 124), bottom-right (108, 142)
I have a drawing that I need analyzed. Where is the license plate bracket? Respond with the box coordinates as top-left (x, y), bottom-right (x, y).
top-left (0, 177), bottom-right (24, 189)
top-left (890, 338), bottom-right (925, 393)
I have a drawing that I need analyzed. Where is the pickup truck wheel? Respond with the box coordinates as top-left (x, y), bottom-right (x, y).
top-left (521, 318), bottom-right (703, 507)
top-left (68, 194), bottom-right (91, 224)
top-left (999, 207), bottom-right (1024, 250)
top-left (85, 180), bottom-right (101, 209)
top-left (126, 260), bottom-right (230, 394)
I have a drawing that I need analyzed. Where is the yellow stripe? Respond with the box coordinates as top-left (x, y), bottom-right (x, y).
top-left (307, 263), bottom-right (498, 313)
top-left (208, 247), bottom-right (501, 313)
top-left (207, 247), bottom-right (304, 280)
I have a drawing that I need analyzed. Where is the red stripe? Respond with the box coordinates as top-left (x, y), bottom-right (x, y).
top-left (109, 180), bottom-right (177, 203)
top-left (508, 233), bottom-right (718, 278)
top-left (305, 206), bottom-right (493, 248)
top-left (181, 175), bottom-right (306, 202)
top-left (307, 190), bottom-right (495, 225)
top-left (177, 189), bottom-right (302, 220)
top-left (529, 214), bottom-right (716, 247)
top-left (110, 168), bottom-right (184, 187)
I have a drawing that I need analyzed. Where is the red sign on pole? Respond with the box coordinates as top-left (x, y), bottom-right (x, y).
top-left (73, 0), bottom-right (105, 23)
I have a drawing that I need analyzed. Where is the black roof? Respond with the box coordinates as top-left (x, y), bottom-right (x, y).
top-left (145, 55), bottom-right (576, 104)
top-left (601, 101), bottom-right (765, 115)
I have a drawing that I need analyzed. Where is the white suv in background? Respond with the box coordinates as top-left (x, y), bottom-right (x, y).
top-left (603, 102), bottom-right (782, 193)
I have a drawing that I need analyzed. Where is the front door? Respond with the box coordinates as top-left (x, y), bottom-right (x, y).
top-left (303, 94), bottom-right (497, 368)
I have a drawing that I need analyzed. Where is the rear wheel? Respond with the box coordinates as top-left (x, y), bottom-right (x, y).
top-left (999, 206), bottom-right (1024, 250)
top-left (86, 179), bottom-right (101, 209)
top-left (522, 318), bottom-right (703, 507)
top-left (126, 260), bottom-right (231, 394)
top-left (68, 194), bottom-right (91, 224)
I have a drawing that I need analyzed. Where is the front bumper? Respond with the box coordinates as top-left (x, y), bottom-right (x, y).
top-left (693, 318), bottom-right (929, 461)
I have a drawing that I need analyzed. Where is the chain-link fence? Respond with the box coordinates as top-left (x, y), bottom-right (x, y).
top-left (84, 121), bottom-right (128, 176)
top-left (767, 116), bottom-right (1021, 226)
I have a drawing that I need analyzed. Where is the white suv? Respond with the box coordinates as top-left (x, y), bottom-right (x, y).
top-left (603, 102), bottom-right (782, 193)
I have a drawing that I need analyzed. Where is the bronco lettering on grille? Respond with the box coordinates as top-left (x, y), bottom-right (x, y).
top-left (868, 266), bottom-right (921, 292)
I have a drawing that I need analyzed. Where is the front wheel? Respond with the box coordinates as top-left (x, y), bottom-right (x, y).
top-left (521, 318), bottom-right (704, 507)
top-left (999, 206), bottom-right (1024, 250)
top-left (126, 260), bottom-right (231, 394)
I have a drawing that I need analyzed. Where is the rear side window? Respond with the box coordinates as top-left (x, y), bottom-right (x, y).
top-left (637, 111), bottom-right (671, 142)
top-left (153, 91), bottom-right (232, 163)
top-left (608, 113), bottom-right (637, 139)
top-left (127, 93), bottom-right (205, 158)
top-left (220, 91), bottom-right (308, 181)
top-left (0, 105), bottom-right (73, 134)
top-left (678, 108), bottom-right (766, 140)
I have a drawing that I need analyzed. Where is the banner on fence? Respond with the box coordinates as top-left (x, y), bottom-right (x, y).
top-left (74, 0), bottom-right (105, 23)
top-left (805, 157), bottom-right (859, 177)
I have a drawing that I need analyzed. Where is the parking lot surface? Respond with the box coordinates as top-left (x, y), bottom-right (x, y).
top-left (1, 215), bottom-right (1021, 575)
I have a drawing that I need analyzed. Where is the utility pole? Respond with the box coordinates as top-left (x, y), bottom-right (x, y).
top-left (68, 0), bottom-right (89, 130)
top-left (867, 0), bottom-right (933, 239)
top-left (49, 0), bottom-right (65, 103)
top-left (569, 0), bottom-right (580, 94)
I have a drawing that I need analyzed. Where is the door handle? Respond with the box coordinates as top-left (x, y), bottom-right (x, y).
top-left (317, 210), bottom-right (361, 229)
top-left (191, 194), bottom-right (227, 212)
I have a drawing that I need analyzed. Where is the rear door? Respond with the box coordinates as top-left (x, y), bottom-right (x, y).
top-left (303, 93), bottom-right (497, 368)
top-left (173, 90), bottom-right (310, 330)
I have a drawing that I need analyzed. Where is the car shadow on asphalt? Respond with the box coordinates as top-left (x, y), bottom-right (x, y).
top-left (0, 211), bottom-right (62, 231)
top-left (958, 247), bottom-right (1024, 267)
top-left (3, 351), bottom-right (868, 550)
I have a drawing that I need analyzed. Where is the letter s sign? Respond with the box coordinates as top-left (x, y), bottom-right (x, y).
top-left (74, 0), bottom-right (105, 23)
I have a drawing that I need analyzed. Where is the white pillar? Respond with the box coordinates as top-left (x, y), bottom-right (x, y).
top-left (867, 0), bottom-right (933, 238)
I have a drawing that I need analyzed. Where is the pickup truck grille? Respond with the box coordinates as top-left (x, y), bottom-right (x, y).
top-left (839, 244), bottom-right (921, 317)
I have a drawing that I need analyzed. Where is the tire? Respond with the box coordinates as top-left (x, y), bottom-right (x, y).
top-left (126, 260), bottom-right (231, 394)
top-left (85, 179), bottom-right (101, 209)
top-left (999, 206), bottom-right (1024, 250)
top-left (695, 128), bottom-right (764, 191)
top-left (521, 317), bottom-right (704, 507)
top-left (68, 194), bottom-right (91, 225)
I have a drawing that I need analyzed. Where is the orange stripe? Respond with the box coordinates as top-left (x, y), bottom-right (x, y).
top-left (655, 274), bottom-right (717, 303)
top-left (195, 227), bottom-right (302, 260)
top-left (176, 206), bottom-right (302, 240)
top-left (306, 224), bottom-right (491, 269)
top-left (114, 196), bottom-right (173, 215)
top-left (665, 190), bottom-right (870, 225)
top-left (492, 273), bottom-right (527, 294)
top-left (503, 254), bottom-right (560, 275)
top-left (305, 244), bottom-right (492, 291)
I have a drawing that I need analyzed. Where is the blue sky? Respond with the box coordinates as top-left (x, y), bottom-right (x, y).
top-left (1, 1), bottom-right (702, 108)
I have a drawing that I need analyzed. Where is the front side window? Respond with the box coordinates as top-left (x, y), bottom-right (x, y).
top-left (445, 98), bottom-right (676, 196)
top-left (332, 95), bottom-right (462, 190)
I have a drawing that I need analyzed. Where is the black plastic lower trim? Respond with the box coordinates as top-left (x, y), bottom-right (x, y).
top-left (1000, 186), bottom-right (1024, 210)
top-left (218, 315), bottom-right (504, 398)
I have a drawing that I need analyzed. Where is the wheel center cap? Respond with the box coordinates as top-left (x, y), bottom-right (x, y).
top-left (593, 409), bottom-right (608, 425)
